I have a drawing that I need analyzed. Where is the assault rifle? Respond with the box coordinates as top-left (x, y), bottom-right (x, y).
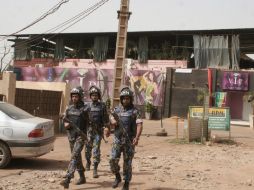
top-left (88, 121), bottom-right (108, 143)
top-left (87, 103), bottom-right (108, 143)
top-left (109, 110), bottom-right (134, 149)
top-left (62, 117), bottom-right (88, 143)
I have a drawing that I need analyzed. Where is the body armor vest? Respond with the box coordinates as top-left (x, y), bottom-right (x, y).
top-left (67, 102), bottom-right (86, 132)
top-left (88, 102), bottom-right (104, 126)
top-left (114, 106), bottom-right (137, 139)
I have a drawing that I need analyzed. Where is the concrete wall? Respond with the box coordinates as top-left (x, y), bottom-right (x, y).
top-left (0, 72), bottom-right (16, 104)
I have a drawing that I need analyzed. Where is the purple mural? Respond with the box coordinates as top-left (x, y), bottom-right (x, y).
top-left (222, 72), bottom-right (249, 91)
top-left (19, 67), bottom-right (114, 102)
top-left (18, 67), bottom-right (165, 106)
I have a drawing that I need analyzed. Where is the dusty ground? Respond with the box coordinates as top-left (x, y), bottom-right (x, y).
top-left (1, 118), bottom-right (254, 190)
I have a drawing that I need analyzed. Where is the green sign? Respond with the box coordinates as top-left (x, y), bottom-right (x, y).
top-left (208, 107), bottom-right (230, 131)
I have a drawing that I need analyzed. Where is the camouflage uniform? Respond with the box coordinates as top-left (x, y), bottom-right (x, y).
top-left (85, 85), bottom-right (109, 178)
top-left (60, 87), bottom-right (88, 189)
top-left (65, 102), bottom-right (87, 177)
top-left (85, 101), bottom-right (109, 169)
top-left (110, 105), bottom-right (142, 185)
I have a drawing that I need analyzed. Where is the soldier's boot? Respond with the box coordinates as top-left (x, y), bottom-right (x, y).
top-left (122, 181), bottom-right (129, 190)
top-left (85, 161), bottom-right (91, 171)
top-left (93, 163), bottom-right (99, 178)
top-left (112, 173), bottom-right (121, 188)
top-left (60, 178), bottom-right (71, 189)
top-left (63, 173), bottom-right (73, 179)
top-left (76, 171), bottom-right (86, 185)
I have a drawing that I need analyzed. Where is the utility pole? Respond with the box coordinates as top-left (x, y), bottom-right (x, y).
top-left (111, 0), bottom-right (131, 108)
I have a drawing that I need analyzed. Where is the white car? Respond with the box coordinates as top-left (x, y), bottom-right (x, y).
top-left (0, 101), bottom-right (55, 168)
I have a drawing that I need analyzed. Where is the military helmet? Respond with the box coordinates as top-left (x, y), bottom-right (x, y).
top-left (76, 86), bottom-right (84, 99)
top-left (89, 85), bottom-right (101, 99)
top-left (70, 87), bottom-right (83, 98)
top-left (120, 86), bottom-right (133, 103)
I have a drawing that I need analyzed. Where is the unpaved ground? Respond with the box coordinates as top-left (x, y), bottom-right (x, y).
top-left (1, 118), bottom-right (254, 190)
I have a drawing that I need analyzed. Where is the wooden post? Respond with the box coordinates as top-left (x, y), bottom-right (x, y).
top-left (176, 117), bottom-right (179, 139)
top-left (172, 116), bottom-right (180, 139)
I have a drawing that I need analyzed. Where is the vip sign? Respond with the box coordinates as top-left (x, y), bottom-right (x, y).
top-left (222, 72), bottom-right (249, 91)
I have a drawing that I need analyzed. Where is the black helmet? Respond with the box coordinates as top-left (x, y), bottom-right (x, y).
top-left (70, 87), bottom-right (83, 98)
top-left (89, 85), bottom-right (101, 99)
top-left (76, 86), bottom-right (84, 99)
top-left (120, 86), bottom-right (133, 103)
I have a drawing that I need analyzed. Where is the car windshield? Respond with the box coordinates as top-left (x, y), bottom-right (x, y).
top-left (0, 103), bottom-right (34, 120)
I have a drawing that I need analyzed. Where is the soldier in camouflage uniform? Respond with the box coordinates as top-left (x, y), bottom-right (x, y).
top-left (85, 85), bottom-right (110, 178)
top-left (60, 87), bottom-right (88, 189)
top-left (109, 86), bottom-right (143, 190)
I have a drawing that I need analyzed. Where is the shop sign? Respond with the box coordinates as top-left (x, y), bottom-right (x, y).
top-left (189, 106), bottom-right (204, 118)
top-left (222, 72), bottom-right (249, 91)
top-left (208, 107), bottom-right (230, 131)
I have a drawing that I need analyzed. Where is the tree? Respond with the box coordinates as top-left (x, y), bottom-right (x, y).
top-left (0, 43), bottom-right (11, 72)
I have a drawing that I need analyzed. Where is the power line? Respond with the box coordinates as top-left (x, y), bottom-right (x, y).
top-left (8, 0), bottom-right (111, 52)
top-left (4, 0), bottom-right (109, 50)
top-left (0, 0), bottom-right (70, 42)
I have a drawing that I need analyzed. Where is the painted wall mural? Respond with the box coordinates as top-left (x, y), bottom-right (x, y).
top-left (18, 67), bottom-right (165, 106)
top-left (125, 70), bottom-right (165, 106)
top-left (19, 67), bottom-right (114, 102)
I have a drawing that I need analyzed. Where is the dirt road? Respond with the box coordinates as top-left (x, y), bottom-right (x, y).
top-left (1, 118), bottom-right (254, 190)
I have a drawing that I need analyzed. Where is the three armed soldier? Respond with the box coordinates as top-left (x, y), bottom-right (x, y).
top-left (60, 85), bottom-right (143, 190)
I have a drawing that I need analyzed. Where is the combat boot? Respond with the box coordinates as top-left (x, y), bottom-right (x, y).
top-left (75, 171), bottom-right (86, 185)
top-left (93, 163), bottom-right (99, 178)
top-left (122, 181), bottom-right (129, 190)
top-left (60, 178), bottom-right (70, 189)
top-left (112, 173), bottom-right (121, 188)
top-left (85, 161), bottom-right (91, 171)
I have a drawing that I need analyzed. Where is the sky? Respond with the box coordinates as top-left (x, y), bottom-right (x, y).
top-left (1, 0), bottom-right (254, 68)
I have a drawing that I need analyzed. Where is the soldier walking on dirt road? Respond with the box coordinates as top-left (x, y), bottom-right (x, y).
top-left (60, 87), bottom-right (88, 189)
top-left (109, 86), bottom-right (143, 190)
top-left (85, 85), bottom-right (110, 178)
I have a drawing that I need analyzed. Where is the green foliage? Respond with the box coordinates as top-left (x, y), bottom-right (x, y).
top-left (145, 101), bottom-right (154, 113)
top-left (197, 88), bottom-right (209, 104)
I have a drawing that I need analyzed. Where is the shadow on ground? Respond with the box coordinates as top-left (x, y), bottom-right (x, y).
top-left (70, 181), bottom-right (145, 190)
top-left (145, 188), bottom-right (191, 190)
top-left (5, 158), bottom-right (68, 170)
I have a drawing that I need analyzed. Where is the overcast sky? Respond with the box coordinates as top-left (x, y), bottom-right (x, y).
top-left (1, 0), bottom-right (254, 67)
top-left (0, 0), bottom-right (254, 35)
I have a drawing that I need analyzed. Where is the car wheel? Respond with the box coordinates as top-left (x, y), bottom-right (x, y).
top-left (0, 142), bottom-right (11, 169)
